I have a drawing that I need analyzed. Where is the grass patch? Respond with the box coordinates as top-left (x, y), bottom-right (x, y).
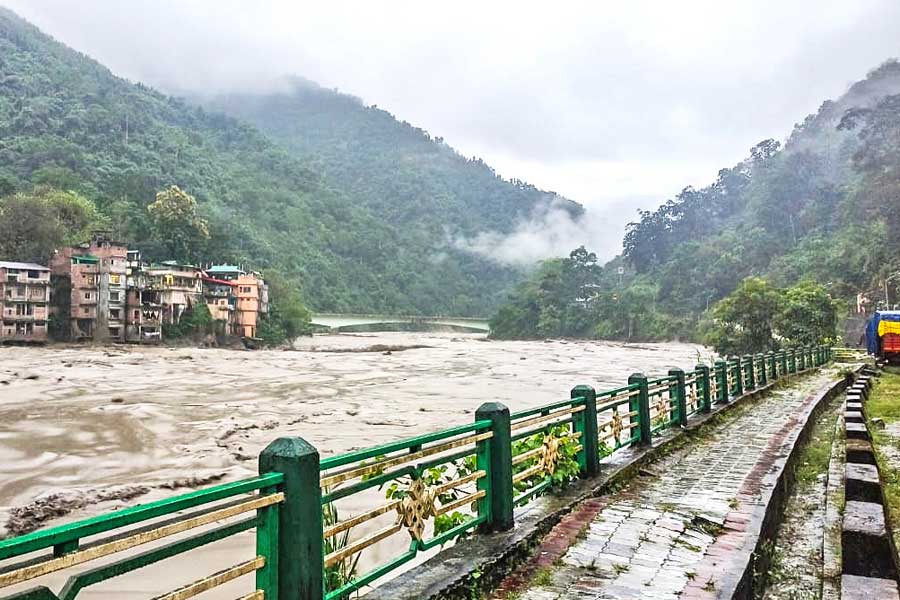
top-left (531, 567), bottom-right (553, 587)
top-left (866, 370), bottom-right (900, 551)
top-left (794, 401), bottom-right (840, 489)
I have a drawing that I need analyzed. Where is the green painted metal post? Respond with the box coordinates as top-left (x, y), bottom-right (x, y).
top-left (766, 351), bottom-right (776, 381)
top-left (714, 360), bottom-right (728, 404)
top-left (259, 437), bottom-right (323, 600)
top-left (696, 364), bottom-right (711, 413)
top-left (571, 385), bottom-right (599, 478)
top-left (798, 347), bottom-right (805, 371)
top-left (629, 373), bottom-right (652, 445)
top-left (669, 368), bottom-right (687, 427)
top-left (780, 350), bottom-right (788, 377)
top-left (789, 349), bottom-right (796, 373)
top-left (757, 353), bottom-right (767, 386)
top-left (475, 402), bottom-right (514, 532)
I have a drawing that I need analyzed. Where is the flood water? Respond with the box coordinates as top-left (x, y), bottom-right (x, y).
top-left (0, 332), bottom-right (706, 597)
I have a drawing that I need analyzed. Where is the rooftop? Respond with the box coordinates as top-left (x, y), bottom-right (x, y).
top-left (207, 264), bottom-right (244, 274)
top-left (0, 261), bottom-right (50, 271)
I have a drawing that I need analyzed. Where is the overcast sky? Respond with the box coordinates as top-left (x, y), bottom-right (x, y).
top-left (7, 1), bottom-right (900, 257)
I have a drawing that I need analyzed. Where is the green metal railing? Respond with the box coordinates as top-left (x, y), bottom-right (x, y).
top-left (0, 345), bottom-right (833, 600)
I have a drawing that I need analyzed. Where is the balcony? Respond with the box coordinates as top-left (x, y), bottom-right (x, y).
top-left (3, 314), bottom-right (44, 322)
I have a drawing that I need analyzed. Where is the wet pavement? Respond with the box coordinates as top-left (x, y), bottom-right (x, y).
top-left (501, 367), bottom-right (839, 600)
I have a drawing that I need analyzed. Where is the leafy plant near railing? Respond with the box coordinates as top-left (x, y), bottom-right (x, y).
top-left (361, 454), bottom-right (480, 538)
top-left (323, 488), bottom-right (361, 595)
top-left (512, 424), bottom-right (580, 501)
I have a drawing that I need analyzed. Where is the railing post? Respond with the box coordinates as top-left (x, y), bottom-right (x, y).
top-left (733, 357), bottom-right (744, 397)
top-left (696, 363), bottom-right (711, 413)
top-left (571, 385), bottom-right (599, 478)
top-left (780, 350), bottom-right (788, 376)
top-left (798, 347), bottom-right (806, 371)
top-left (629, 373), bottom-right (652, 445)
top-left (259, 437), bottom-right (323, 600)
top-left (743, 355), bottom-right (755, 390)
top-left (669, 368), bottom-right (687, 427)
top-left (714, 360), bottom-right (728, 404)
top-left (789, 349), bottom-right (796, 373)
top-left (766, 351), bottom-right (776, 381)
top-left (756, 353), bottom-right (767, 386)
top-left (475, 402), bottom-right (514, 532)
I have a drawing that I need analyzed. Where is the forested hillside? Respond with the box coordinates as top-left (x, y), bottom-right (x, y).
top-left (202, 78), bottom-right (581, 235)
top-left (492, 61), bottom-right (900, 341)
top-left (0, 8), bottom-right (575, 316)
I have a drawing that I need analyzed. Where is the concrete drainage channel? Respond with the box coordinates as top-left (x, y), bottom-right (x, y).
top-left (838, 368), bottom-right (900, 599)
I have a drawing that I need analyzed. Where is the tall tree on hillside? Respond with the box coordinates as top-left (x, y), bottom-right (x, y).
top-left (147, 185), bottom-right (210, 261)
top-left (0, 187), bottom-right (106, 263)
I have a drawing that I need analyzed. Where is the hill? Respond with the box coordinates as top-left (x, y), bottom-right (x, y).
top-left (0, 8), bottom-right (577, 316)
top-left (491, 61), bottom-right (900, 341)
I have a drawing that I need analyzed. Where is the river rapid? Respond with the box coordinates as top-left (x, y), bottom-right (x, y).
top-left (0, 332), bottom-right (706, 596)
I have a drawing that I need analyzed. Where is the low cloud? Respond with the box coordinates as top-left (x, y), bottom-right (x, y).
top-left (451, 197), bottom-right (633, 267)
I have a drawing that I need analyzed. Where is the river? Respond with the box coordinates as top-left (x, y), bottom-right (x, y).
top-left (0, 332), bottom-right (706, 597)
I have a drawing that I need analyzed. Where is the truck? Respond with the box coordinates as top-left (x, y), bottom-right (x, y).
top-left (866, 310), bottom-right (900, 363)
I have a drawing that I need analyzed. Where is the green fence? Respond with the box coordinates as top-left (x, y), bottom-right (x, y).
top-left (0, 345), bottom-right (832, 600)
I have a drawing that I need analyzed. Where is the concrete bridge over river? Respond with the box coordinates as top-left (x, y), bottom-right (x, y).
top-left (310, 312), bottom-right (491, 333)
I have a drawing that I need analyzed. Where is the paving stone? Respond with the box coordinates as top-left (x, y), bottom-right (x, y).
top-left (845, 410), bottom-right (864, 422)
top-left (841, 574), bottom-right (900, 600)
top-left (847, 463), bottom-right (880, 485)
top-left (846, 401), bottom-right (863, 411)
top-left (843, 500), bottom-right (887, 537)
top-left (846, 422), bottom-right (870, 440)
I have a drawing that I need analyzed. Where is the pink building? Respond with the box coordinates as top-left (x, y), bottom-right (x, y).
top-left (0, 261), bottom-right (50, 343)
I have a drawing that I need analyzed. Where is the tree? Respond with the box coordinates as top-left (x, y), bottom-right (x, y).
top-left (257, 273), bottom-right (312, 345)
top-left (705, 277), bottom-right (781, 355)
top-left (147, 186), bottom-right (210, 261)
top-left (0, 186), bottom-right (107, 263)
top-left (774, 281), bottom-right (840, 346)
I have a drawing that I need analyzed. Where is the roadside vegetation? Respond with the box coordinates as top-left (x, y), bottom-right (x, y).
top-left (492, 61), bottom-right (900, 344)
top-left (865, 369), bottom-right (900, 550)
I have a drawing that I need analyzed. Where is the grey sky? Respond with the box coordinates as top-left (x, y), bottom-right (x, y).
top-left (7, 1), bottom-right (900, 258)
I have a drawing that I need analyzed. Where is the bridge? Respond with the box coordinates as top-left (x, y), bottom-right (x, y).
top-left (309, 312), bottom-right (491, 333)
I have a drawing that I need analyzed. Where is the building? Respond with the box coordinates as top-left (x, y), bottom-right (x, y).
top-left (203, 265), bottom-right (267, 338)
top-left (49, 233), bottom-right (128, 342)
top-left (202, 274), bottom-right (235, 331)
top-left (0, 261), bottom-right (50, 343)
top-left (147, 261), bottom-right (203, 325)
top-left (125, 250), bottom-right (162, 343)
top-left (233, 274), bottom-right (260, 338)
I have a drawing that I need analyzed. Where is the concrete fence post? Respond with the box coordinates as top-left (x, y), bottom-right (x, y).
top-left (475, 402), bottom-right (514, 532)
top-left (259, 437), bottom-right (324, 600)
top-left (696, 363), bottom-right (712, 413)
top-left (571, 385), bottom-right (599, 478)
top-left (629, 373), bottom-right (652, 445)
top-left (714, 360), bottom-right (728, 404)
top-left (669, 368), bottom-right (687, 427)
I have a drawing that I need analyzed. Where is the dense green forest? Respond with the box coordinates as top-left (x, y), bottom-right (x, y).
top-left (0, 8), bottom-right (577, 316)
top-left (492, 61), bottom-right (900, 344)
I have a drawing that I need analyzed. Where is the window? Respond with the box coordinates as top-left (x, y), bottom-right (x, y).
top-left (27, 270), bottom-right (39, 279)
top-left (84, 292), bottom-right (91, 300)
top-left (110, 327), bottom-right (120, 337)
top-left (110, 309), bottom-right (121, 320)
top-left (83, 307), bottom-right (90, 315)
top-left (134, 310), bottom-right (140, 319)
top-left (110, 274), bottom-right (121, 285)
top-left (110, 292), bottom-right (120, 302)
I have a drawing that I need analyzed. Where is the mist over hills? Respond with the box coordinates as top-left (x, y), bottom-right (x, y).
top-left (0, 7), bottom-right (580, 316)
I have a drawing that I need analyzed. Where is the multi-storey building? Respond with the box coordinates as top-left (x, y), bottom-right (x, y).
top-left (0, 261), bottom-right (50, 343)
top-left (202, 274), bottom-right (235, 328)
top-left (125, 250), bottom-right (162, 343)
top-left (49, 233), bottom-right (128, 342)
top-left (204, 265), bottom-right (267, 338)
top-left (147, 261), bottom-right (203, 325)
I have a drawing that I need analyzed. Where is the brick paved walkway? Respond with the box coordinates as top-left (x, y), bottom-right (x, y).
top-left (499, 368), bottom-right (838, 600)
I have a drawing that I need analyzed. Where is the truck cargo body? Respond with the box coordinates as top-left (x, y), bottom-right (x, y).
top-left (866, 310), bottom-right (900, 362)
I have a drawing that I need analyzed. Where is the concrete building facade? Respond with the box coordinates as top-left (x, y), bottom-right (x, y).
top-left (0, 261), bottom-right (50, 343)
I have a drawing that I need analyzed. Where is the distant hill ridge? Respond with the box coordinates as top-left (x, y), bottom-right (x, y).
top-left (0, 7), bottom-right (579, 315)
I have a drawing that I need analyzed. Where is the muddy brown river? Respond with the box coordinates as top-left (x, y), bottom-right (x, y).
top-left (0, 332), bottom-right (706, 597)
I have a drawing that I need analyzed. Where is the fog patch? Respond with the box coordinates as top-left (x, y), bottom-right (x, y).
top-left (451, 198), bottom-right (625, 267)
